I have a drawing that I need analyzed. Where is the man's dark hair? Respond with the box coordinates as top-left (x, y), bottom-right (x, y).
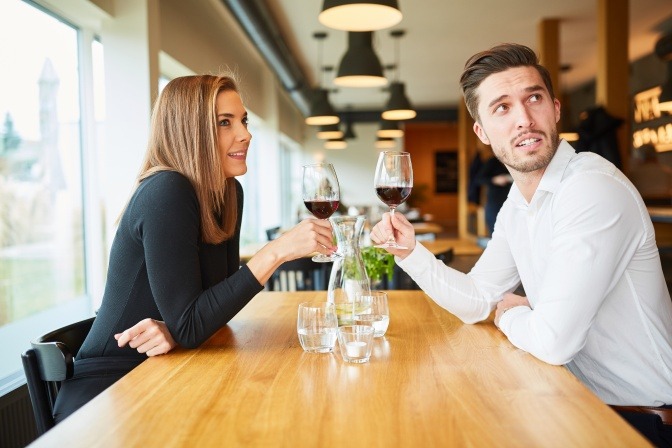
top-left (459, 43), bottom-right (555, 123)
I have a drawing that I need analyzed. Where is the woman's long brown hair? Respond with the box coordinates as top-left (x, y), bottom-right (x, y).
top-left (130, 74), bottom-right (240, 244)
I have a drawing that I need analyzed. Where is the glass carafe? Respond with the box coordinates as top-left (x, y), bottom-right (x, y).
top-left (327, 215), bottom-right (371, 325)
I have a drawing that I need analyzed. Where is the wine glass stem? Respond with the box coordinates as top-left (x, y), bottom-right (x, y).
top-left (387, 207), bottom-right (397, 243)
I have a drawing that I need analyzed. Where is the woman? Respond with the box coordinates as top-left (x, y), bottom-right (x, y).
top-left (52, 74), bottom-right (335, 422)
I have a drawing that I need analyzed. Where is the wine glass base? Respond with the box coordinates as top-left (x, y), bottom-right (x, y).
top-left (312, 253), bottom-right (342, 263)
top-left (373, 242), bottom-right (408, 250)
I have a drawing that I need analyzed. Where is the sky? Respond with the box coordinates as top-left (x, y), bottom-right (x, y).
top-left (0, 0), bottom-right (99, 141)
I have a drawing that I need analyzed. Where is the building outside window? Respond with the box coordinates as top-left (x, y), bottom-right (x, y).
top-left (0, 0), bottom-right (98, 388)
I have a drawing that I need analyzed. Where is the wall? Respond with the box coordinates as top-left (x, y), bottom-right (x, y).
top-left (404, 122), bottom-right (458, 231)
top-left (299, 120), bottom-right (459, 232)
top-left (302, 122), bottom-right (389, 213)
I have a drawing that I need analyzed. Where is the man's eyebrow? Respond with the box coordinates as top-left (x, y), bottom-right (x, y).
top-left (486, 85), bottom-right (546, 109)
top-left (487, 95), bottom-right (508, 109)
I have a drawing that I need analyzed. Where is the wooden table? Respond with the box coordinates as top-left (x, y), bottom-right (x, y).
top-left (31, 291), bottom-right (649, 447)
top-left (411, 221), bottom-right (444, 235)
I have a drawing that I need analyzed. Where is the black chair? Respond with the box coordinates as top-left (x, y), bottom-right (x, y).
top-left (435, 248), bottom-right (454, 265)
top-left (268, 258), bottom-right (330, 291)
top-left (21, 317), bottom-right (95, 435)
top-left (265, 226), bottom-right (281, 241)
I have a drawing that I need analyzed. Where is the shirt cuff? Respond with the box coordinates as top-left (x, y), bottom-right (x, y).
top-left (497, 305), bottom-right (529, 334)
top-left (395, 242), bottom-right (435, 276)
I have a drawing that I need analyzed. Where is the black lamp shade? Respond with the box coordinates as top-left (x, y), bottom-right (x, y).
top-left (382, 82), bottom-right (416, 120)
top-left (377, 120), bottom-right (403, 138)
top-left (317, 124), bottom-right (344, 139)
top-left (335, 32), bottom-right (387, 88)
top-left (319, 0), bottom-right (402, 31)
top-left (306, 89), bottom-right (340, 125)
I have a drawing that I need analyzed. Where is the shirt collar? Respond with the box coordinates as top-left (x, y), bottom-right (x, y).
top-left (507, 139), bottom-right (576, 205)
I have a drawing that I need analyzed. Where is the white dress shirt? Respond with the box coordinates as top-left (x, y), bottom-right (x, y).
top-left (398, 141), bottom-right (672, 406)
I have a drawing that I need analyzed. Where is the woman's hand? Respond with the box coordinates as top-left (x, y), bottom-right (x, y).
top-left (370, 212), bottom-right (416, 259)
top-left (246, 218), bottom-right (335, 285)
top-left (270, 218), bottom-right (336, 260)
top-left (115, 318), bottom-right (177, 356)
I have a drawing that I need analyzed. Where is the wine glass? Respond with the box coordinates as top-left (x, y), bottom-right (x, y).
top-left (373, 151), bottom-right (413, 249)
top-left (302, 163), bottom-right (341, 262)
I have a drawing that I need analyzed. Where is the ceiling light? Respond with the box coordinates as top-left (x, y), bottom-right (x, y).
top-left (343, 120), bottom-right (357, 140)
top-left (319, 0), bottom-right (402, 32)
top-left (375, 137), bottom-right (396, 149)
top-left (377, 120), bottom-right (403, 138)
top-left (306, 32), bottom-right (340, 125)
top-left (382, 82), bottom-right (416, 120)
top-left (381, 30), bottom-right (415, 120)
top-left (306, 89), bottom-right (340, 125)
top-left (317, 124), bottom-right (344, 139)
top-left (334, 31), bottom-right (387, 88)
top-left (325, 138), bottom-right (347, 149)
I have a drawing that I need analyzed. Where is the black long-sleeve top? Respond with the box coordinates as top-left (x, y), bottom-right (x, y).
top-left (77, 171), bottom-right (264, 363)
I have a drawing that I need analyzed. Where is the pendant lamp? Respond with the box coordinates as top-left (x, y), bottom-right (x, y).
top-left (317, 123), bottom-right (344, 139)
top-left (325, 138), bottom-right (348, 149)
top-left (343, 120), bottom-right (357, 140)
top-left (306, 32), bottom-right (340, 125)
top-left (306, 89), bottom-right (340, 125)
top-left (382, 82), bottom-right (416, 120)
top-left (656, 33), bottom-right (672, 112)
top-left (375, 137), bottom-right (396, 149)
top-left (377, 120), bottom-right (403, 138)
top-left (319, 0), bottom-right (402, 32)
top-left (381, 30), bottom-right (416, 120)
top-left (334, 31), bottom-right (387, 88)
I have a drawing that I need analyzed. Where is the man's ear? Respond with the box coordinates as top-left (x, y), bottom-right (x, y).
top-left (473, 122), bottom-right (490, 145)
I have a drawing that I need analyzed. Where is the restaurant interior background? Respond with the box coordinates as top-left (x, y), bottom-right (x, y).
top-left (1, 0), bottom-right (672, 445)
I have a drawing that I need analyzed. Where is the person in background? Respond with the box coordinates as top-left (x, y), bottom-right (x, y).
top-left (473, 147), bottom-right (513, 235)
top-left (371, 43), bottom-right (672, 446)
top-left (52, 74), bottom-right (335, 423)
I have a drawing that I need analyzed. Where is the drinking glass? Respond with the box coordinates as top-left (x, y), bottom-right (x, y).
top-left (354, 291), bottom-right (390, 337)
top-left (373, 151), bottom-right (413, 249)
top-left (302, 163), bottom-right (341, 262)
top-left (337, 325), bottom-right (375, 363)
top-left (297, 301), bottom-right (338, 353)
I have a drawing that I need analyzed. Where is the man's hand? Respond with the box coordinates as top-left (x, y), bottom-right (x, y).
top-left (115, 318), bottom-right (177, 356)
top-left (369, 211), bottom-right (416, 258)
top-left (494, 293), bottom-right (530, 328)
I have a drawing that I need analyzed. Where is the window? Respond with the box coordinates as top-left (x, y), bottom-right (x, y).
top-left (0, 0), bottom-right (97, 387)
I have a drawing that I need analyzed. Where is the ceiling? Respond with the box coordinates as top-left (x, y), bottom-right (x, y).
top-left (262, 0), bottom-right (672, 114)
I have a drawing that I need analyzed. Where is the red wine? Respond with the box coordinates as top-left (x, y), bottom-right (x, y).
top-left (376, 186), bottom-right (412, 207)
top-left (304, 200), bottom-right (339, 219)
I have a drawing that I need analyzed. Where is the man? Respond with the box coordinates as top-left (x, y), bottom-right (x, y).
top-left (370, 43), bottom-right (672, 446)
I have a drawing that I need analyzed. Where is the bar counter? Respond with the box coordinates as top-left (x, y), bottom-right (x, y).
top-left (29, 291), bottom-right (648, 447)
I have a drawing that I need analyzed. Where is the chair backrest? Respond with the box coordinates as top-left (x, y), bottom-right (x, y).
top-left (265, 226), bottom-right (281, 241)
top-left (21, 316), bottom-right (95, 436)
top-left (435, 248), bottom-right (454, 265)
top-left (268, 258), bottom-right (329, 291)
